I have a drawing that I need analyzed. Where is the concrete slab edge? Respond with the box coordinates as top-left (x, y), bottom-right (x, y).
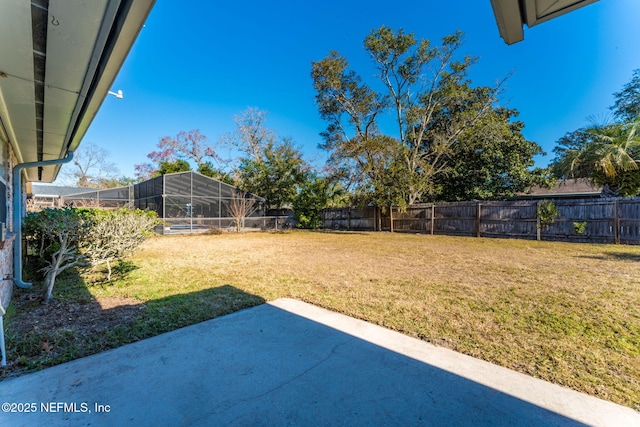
top-left (268, 298), bottom-right (640, 427)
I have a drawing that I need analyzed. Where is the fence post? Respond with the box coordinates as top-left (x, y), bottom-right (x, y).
top-left (373, 206), bottom-right (377, 231)
top-left (615, 199), bottom-right (620, 244)
top-left (431, 204), bottom-right (435, 235)
top-left (390, 206), bottom-right (394, 233)
top-left (476, 203), bottom-right (482, 238)
top-left (536, 201), bottom-right (541, 241)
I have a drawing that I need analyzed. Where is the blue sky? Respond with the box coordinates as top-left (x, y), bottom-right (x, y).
top-left (64, 0), bottom-right (640, 181)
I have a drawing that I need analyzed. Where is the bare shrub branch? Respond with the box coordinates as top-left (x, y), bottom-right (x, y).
top-left (225, 191), bottom-right (257, 232)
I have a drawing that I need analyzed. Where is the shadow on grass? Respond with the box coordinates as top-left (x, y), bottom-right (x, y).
top-left (2, 264), bottom-right (265, 380)
top-left (575, 251), bottom-right (640, 262)
top-left (0, 300), bottom-right (599, 426)
top-left (603, 251), bottom-right (640, 261)
top-left (315, 229), bottom-right (371, 235)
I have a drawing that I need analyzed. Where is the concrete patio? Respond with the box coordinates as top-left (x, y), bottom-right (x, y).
top-left (0, 298), bottom-right (638, 426)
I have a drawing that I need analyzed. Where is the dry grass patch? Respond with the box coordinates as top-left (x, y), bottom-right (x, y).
top-left (5, 230), bottom-right (640, 410)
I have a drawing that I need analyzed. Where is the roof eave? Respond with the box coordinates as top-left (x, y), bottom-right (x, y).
top-left (490, 0), bottom-right (599, 45)
top-left (0, 0), bottom-right (155, 183)
top-left (46, 0), bottom-right (155, 182)
top-left (489, 0), bottom-right (524, 45)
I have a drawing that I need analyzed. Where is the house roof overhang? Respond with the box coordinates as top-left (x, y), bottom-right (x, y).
top-left (490, 0), bottom-right (599, 45)
top-left (0, 0), bottom-right (155, 182)
top-left (516, 178), bottom-right (602, 199)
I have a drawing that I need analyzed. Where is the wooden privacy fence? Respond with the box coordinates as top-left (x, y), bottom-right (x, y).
top-left (322, 198), bottom-right (640, 245)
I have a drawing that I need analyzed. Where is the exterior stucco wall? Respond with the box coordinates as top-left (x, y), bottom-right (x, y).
top-left (0, 140), bottom-right (16, 311)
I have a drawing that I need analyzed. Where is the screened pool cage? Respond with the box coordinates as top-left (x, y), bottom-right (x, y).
top-left (62, 171), bottom-right (290, 234)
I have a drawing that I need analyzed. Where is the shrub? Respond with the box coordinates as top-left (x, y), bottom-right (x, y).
top-left (205, 226), bottom-right (223, 235)
top-left (537, 200), bottom-right (559, 228)
top-left (24, 208), bottom-right (90, 303)
top-left (573, 221), bottom-right (588, 235)
top-left (293, 175), bottom-right (344, 229)
top-left (24, 208), bottom-right (158, 302)
top-left (80, 208), bottom-right (158, 280)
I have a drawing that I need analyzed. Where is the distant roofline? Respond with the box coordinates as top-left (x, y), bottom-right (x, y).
top-left (516, 178), bottom-right (602, 199)
top-left (29, 184), bottom-right (95, 197)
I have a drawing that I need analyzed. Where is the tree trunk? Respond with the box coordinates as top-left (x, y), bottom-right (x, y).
top-left (42, 235), bottom-right (69, 303)
top-left (43, 270), bottom-right (56, 304)
top-left (106, 259), bottom-right (112, 281)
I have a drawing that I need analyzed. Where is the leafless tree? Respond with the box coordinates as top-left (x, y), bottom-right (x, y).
top-left (220, 107), bottom-right (276, 162)
top-left (226, 191), bottom-right (257, 232)
top-left (135, 129), bottom-right (227, 180)
top-left (61, 142), bottom-right (120, 188)
top-left (157, 129), bottom-right (222, 166)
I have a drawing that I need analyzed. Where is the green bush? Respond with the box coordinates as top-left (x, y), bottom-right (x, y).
top-left (24, 208), bottom-right (90, 302)
top-left (79, 208), bottom-right (158, 280)
top-left (24, 208), bottom-right (158, 302)
top-left (293, 175), bottom-right (345, 229)
top-left (573, 221), bottom-right (588, 235)
top-left (537, 200), bottom-right (559, 228)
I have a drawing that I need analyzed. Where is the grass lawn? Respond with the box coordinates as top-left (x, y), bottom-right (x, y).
top-left (4, 230), bottom-right (640, 410)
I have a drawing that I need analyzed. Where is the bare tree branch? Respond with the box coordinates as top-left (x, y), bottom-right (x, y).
top-left (225, 191), bottom-right (257, 232)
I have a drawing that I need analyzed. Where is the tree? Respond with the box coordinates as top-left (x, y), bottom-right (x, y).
top-left (551, 69), bottom-right (640, 196)
top-left (238, 139), bottom-right (308, 211)
top-left (157, 159), bottom-right (192, 175)
top-left (95, 176), bottom-right (138, 188)
top-left (611, 69), bottom-right (640, 123)
top-left (433, 108), bottom-right (551, 201)
top-left (197, 162), bottom-right (234, 184)
top-left (134, 163), bottom-right (157, 182)
top-left (551, 127), bottom-right (599, 175)
top-left (552, 120), bottom-right (640, 196)
top-left (222, 107), bottom-right (276, 162)
top-left (62, 142), bottom-right (120, 188)
top-left (344, 134), bottom-right (411, 210)
top-left (292, 174), bottom-right (345, 229)
top-left (135, 130), bottom-right (225, 180)
top-left (225, 108), bottom-right (310, 210)
top-left (158, 129), bottom-right (222, 166)
top-left (225, 191), bottom-right (258, 232)
top-left (311, 26), bottom-right (503, 206)
top-left (24, 208), bottom-right (89, 303)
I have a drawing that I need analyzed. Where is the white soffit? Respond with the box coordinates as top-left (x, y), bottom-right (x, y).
top-left (522, 0), bottom-right (600, 27)
top-left (0, 1), bottom-right (36, 167)
top-left (490, 0), bottom-right (599, 45)
top-left (0, 0), bottom-right (154, 182)
top-left (42, 1), bottom-right (109, 162)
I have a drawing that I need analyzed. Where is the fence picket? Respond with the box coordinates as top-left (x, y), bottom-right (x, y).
top-left (322, 197), bottom-right (640, 245)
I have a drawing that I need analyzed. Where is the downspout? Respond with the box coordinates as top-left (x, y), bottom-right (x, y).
top-left (12, 152), bottom-right (74, 288)
top-left (1, 153), bottom-right (73, 366)
top-left (0, 304), bottom-right (5, 366)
